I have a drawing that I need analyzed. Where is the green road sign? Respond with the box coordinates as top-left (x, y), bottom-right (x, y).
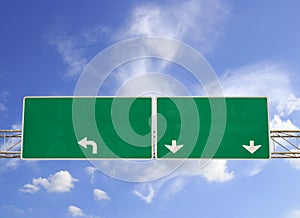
top-left (22, 97), bottom-right (152, 159)
top-left (157, 97), bottom-right (270, 159)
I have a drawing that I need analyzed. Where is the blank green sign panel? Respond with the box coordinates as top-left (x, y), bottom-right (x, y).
top-left (22, 97), bottom-right (152, 159)
top-left (157, 97), bottom-right (269, 159)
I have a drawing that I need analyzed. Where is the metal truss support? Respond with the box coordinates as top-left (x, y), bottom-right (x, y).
top-left (0, 130), bottom-right (22, 158)
top-left (270, 130), bottom-right (300, 158)
top-left (1, 130), bottom-right (300, 159)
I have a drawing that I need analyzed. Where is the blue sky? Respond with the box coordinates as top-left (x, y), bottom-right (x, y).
top-left (1, 0), bottom-right (300, 217)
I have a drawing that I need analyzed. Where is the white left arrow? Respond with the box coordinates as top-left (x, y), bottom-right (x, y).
top-left (165, 140), bottom-right (184, 154)
top-left (242, 140), bottom-right (261, 154)
top-left (78, 137), bottom-right (98, 154)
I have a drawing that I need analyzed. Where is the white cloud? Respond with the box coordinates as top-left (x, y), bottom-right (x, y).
top-left (270, 115), bottom-right (298, 130)
top-left (133, 183), bottom-right (156, 204)
top-left (32, 177), bottom-right (50, 191)
top-left (93, 189), bottom-right (110, 201)
top-left (20, 170), bottom-right (78, 193)
top-left (166, 160), bottom-right (234, 183)
top-left (68, 206), bottom-right (85, 217)
top-left (195, 160), bottom-right (234, 182)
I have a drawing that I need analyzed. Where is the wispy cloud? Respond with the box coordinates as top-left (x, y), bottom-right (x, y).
top-left (277, 95), bottom-right (300, 116)
top-left (48, 32), bottom-right (87, 77)
top-left (111, 0), bottom-right (229, 95)
top-left (132, 160), bottom-right (234, 204)
top-left (163, 177), bottom-right (188, 200)
top-left (133, 178), bottom-right (186, 204)
top-left (133, 178), bottom-right (188, 204)
top-left (85, 166), bottom-right (97, 183)
top-left (119, 0), bottom-right (229, 52)
top-left (221, 62), bottom-right (294, 105)
top-left (114, 71), bottom-right (192, 96)
top-left (246, 160), bottom-right (269, 177)
top-left (48, 25), bottom-right (107, 77)
top-left (133, 183), bottom-right (156, 204)
top-left (2, 159), bottom-right (19, 170)
top-left (49, 0), bottom-right (228, 79)
top-left (286, 157), bottom-right (300, 170)
top-left (0, 102), bottom-right (5, 113)
top-left (0, 91), bottom-right (9, 113)
top-left (11, 122), bottom-right (22, 130)
top-left (288, 210), bottom-right (300, 218)
top-left (20, 170), bottom-right (78, 193)
top-left (221, 62), bottom-right (300, 130)
top-left (2, 205), bottom-right (24, 214)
